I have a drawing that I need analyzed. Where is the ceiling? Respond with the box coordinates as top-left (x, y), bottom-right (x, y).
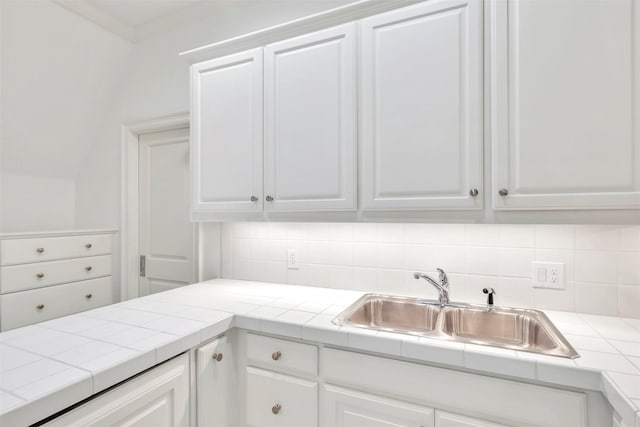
top-left (85, 0), bottom-right (205, 28)
top-left (53, 0), bottom-right (353, 42)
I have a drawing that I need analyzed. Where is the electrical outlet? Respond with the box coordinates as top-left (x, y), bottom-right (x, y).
top-left (532, 262), bottom-right (565, 289)
top-left (287, 249), bottom-right (299, 270)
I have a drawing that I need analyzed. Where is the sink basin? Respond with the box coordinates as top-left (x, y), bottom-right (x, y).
top-left (333, 294), bottom-right (579, 359)
top-left (337, 294), bottom-right (442, 334)
top-left (440, 306), bottom-right (577, 358)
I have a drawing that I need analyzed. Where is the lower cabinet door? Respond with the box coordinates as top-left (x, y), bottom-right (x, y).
top-left (322, 384), bottom-right (434, 427)
top-left (197, 336), bottom-right (232, 427)
top-left (435, 410), bottom-right (509, 427)
top-left (246, 366), bottom-right (317, 427)
top-left (43, 354), bottom-right (189, 427)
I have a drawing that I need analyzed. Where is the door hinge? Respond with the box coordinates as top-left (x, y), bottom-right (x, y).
top-left (139, 255), bottom-right (146, 277)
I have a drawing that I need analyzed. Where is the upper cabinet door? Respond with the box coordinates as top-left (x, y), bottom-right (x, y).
top-left (360, 0), bottom-right (483, 210)
top-left (191, 48), bottom-right (263, 213)
top-left (491, 0), bottom-right (640, 210)
top-left (264, 24), bottom-right (357, 211)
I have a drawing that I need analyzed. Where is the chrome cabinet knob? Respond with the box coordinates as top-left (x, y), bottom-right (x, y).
top-left (213, 352), bottom-right (223, 362)
top-left (271, 351), bottom-right (281, 361)
top-left (250, 196), bottom-right (258, 202)
top-left (85, 293), bottom-right (93, 300)
top-left (272, 403), bottom-right (281, 415)
top-left (85, 243), bottom-right (92, 249)
top-left (85, 266), bottom-right (93, 272)
top-left (36, 304), bottom-right (45, 310)
top-left (469, 188), bottom-right (479, 197)
top-left (36, 248), bottom-right (45, 253)
top-left (499, 188), bottom-right (509, 196)
top-left (36, 273), bottom-right (44, 278)
top-left (265, 195), bottom-right (274, 202)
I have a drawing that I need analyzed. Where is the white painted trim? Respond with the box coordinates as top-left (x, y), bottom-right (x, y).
top-left (52, 0), bottom-right (136, 42)
top-left (179, 0), bottom-right (427, 63)
top-left (120, 113), bottom-right (191, 301)
top-left (0, 229), bottom-right (117, 239)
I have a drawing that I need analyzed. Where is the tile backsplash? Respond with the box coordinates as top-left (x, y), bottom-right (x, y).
top-left (221, 223), bottom-right (640, 318)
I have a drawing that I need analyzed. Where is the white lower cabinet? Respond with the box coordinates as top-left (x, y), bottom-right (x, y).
top-left (197, 336), bottom-right (233, 427)
top-left (245, 367), bottom-right (318, 427)
top-left (435, 411), bottom-right (508, 427)
top-left (44, 354), bottom-right (189, 427)
top-left (322, 384), bottom-right (434, 427)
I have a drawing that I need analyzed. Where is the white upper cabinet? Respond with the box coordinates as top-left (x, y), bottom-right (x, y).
top-left (360, 0), bottom-right (483, 210)
top-left (191, 48), bottom-right (263, 213)
top-left (264, 24), bottom-right (357, 211)
top-left (490, 0), bottom-right (640, 210)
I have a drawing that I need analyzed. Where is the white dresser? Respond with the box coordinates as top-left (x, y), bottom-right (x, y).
top-left (0, 230), bottom-right (116, 331)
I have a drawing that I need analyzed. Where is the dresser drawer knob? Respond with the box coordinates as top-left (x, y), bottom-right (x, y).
top-left (85, 266), bottom-right (93, 272)
top-left (271, 351), bottom-right (282, 361)
top-left (85, 243), bottom-right (92, 249)
top-left (36, 248), bottom-right (45, 253)
top-left (213, 352), bottom-right (223, 362)
top-left (36, 273), bottom-right (44, 279)
top-left (85, 294), bottom-right (93, 300)
top-left (36, 304), bottom-right (45, 310)
top-left (272, 403), bottom-right (281, 415)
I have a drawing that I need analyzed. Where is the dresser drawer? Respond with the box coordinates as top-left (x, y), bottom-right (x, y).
top-left (246, 333), bottom-right (318, 377)
top-left (0, 234), bottom-right (112, 266)
top-left (0, 255), bottom-right (112, 294)
top-left (246, 367), bottom-right (317, 427)
top-left (0, 276), bottom-right (113, 331)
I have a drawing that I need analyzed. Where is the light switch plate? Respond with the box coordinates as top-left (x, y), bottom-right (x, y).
top-left (532, 262), bottom-right (565, 289)
top-left (287, 249), bottom-right (299, 269)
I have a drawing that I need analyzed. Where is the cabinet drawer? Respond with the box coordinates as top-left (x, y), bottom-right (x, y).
top-left (0, 234), bottom-right (112, 266)
top-left (246, 367), bottom-right (317, 427)
top-left (0, 276), bottom-right (112, 331)
top-left (246, 333), bottom-right (318, 377)
top-left (1, 255), bottom-right (112, 294)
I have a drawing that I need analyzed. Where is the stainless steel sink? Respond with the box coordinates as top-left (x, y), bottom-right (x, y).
top-left (333, 294), bottom-right (579, 359)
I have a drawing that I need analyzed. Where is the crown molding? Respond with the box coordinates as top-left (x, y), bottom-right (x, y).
top-left (52, 0), bottom-right (136, 42)
top-left (179, 0), bottom-right (426, 63)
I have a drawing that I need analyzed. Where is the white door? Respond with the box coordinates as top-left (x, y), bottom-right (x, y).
top-left (490, 0), bottom-right (640, 209)
top-left (139, 127), bottom-right (196, 296)
top-left (321, 384), bottom-right (434, 427)
top-left (360, 0), bottom-right (483, 210)
top-left (197, 336), bottom-right (232, 427)
top-left (191, 48), bottom-right (263, 214)
top-left (435, 410), bottom-right (509, 427)
top-left (264, 24), bottom-right (357, 211)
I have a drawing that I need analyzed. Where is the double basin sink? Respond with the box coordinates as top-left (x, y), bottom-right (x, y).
top-left (333, 294), bottom-right (579, 359)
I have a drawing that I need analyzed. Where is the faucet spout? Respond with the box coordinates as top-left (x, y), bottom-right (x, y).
top-left (414, 269), bottom-right (450, 305)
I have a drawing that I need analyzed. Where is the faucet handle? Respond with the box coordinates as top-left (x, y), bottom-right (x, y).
top-left (436, 268), bottom-right (449, 287)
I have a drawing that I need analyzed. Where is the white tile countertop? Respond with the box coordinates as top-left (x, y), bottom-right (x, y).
top-left (1, 279), bottom-right (639, 426)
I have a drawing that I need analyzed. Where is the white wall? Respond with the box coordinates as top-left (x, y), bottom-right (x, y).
top-left (0, 172), bottom-right (75, 231)
top-left (221, 222), bottom-right (640, 318)
top-left (0, 0), bottom-right (132, 232)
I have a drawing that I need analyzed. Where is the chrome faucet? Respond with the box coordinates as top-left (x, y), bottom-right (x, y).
top-left (414, 269), bottom-right (450, 305)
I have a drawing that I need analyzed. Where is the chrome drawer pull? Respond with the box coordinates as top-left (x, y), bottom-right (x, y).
top-left (85, 243), bottom-right (92, 249)
top-left (213, 353), bottom-right (223, 362)
top-left (272, 404), bottom-right (281, 415)
top-left (85, 294), bottom-right (93, 300)
top-left (36, 304), bottom-right (45, 310)
top-left (85, 266), bottom-right (93, 272)
top-left (36, 248), bottom-right (45, 253)
top-left (271, 351), bottom-right (281, 361)
top-left (36, 273), bottom-right (44, 278)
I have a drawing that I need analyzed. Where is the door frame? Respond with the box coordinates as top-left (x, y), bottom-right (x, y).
top-left (120, 112), bottom-right (197, 300)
